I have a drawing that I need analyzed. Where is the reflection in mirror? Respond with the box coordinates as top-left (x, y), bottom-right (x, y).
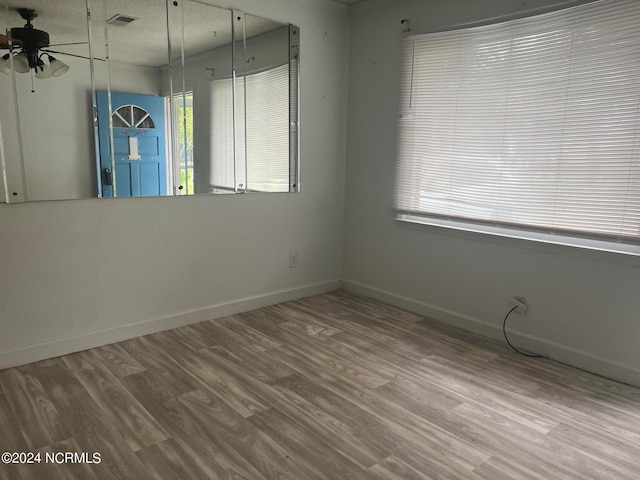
top-left (0, 0), bottom-right (94, 201)
top-left (166, 0), bottom-right (235, 196)
top-left (0, 0), bottom-right (300, 202)
top-left (241, 14), bottom-right (295, 193)
top-left (91, 0), bottom-right (172, 198)
top-left (170, 6), bottom-right (297, 195)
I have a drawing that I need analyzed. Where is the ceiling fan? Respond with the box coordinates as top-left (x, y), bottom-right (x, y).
top-left (0, 7), bottom-right (88, 79)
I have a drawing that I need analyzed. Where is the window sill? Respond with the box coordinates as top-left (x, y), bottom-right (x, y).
top-left (395, 213), bottom-right (640, 268)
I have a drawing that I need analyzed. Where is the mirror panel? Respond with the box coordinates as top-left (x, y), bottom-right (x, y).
top-left (168, 1), bottom-right (235, 195)
top-left (232, 10), bottom-right (247, 193)
top-left (242, 14), bottom-right (292, 193)
top-left (1, 0), bottom-right (93, 201)
top-left (289, 24), bottom-right (300, 191)
top-left (0, 0), bottom-right (23, 202)
top-left (93, 0), bottom-right (171, 198)
top-left (0, 0), bottom-right (299, 202)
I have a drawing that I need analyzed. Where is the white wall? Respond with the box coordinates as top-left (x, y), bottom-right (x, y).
top-left (343, 0), bottom-right (640, 386)
top-left (0, 0), bottom-right (348, 367)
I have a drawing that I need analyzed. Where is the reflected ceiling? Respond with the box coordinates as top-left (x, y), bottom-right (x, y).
top-left (3, 0), bottom-right (283, 67)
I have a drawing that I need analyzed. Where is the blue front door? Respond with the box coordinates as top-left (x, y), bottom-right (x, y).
top-left (96, 92), bottom-right (167, 197)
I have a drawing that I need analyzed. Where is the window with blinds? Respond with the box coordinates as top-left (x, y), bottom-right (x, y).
top-left (395, 0), bottom-right (640, 251)
top-left (210, 64), bottom-right (290, 193)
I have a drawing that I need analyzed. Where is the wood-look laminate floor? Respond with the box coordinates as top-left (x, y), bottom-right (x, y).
top-left (1, 291), bottom-right (639, 480)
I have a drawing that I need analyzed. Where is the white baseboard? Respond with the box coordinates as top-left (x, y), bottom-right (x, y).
top-left (0, 280), bottom-right (340, 370)
top-left (341, 279), bottom-right (640, 388)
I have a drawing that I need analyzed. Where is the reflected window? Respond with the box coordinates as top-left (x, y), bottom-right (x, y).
top-left (173, 93), bottom-right (194, 195)
top-left (210, 64), bottom-right (289, 193)
top-left (112, 105), bottom-right (155, 129)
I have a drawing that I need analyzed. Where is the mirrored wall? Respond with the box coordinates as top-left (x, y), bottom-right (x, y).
top-left (0, 0), bottom-right (300, 202)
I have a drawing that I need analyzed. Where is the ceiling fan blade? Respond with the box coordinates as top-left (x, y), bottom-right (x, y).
top-left (48, 42), bottom-right (89, 47)
top-left (42, 49), bottom-right (105, 62)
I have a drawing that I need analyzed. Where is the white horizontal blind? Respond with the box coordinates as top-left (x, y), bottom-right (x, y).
top-left (210, 65), bottom-right (289, 193)
top-left (395, 0), bottom-right (640, 245)
top-left (245, 64), bottom-right (290, 192)
top-left (211, 77), bottom-right (236, 191)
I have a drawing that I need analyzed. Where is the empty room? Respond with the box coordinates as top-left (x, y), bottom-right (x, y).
top-left (1, 0), bottom-right (639, 478)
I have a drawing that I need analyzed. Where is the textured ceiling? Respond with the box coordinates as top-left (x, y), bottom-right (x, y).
top-left (2, 0), bottom-right (284, 67)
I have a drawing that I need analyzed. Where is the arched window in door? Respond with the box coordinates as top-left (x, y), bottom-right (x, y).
top-left (112, 105), bottom-right (155, 129)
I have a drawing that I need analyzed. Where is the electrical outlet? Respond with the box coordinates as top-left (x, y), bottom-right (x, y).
top-left (289, 251), bottom-right (298, 268)
top-left (509, 296), bottom-right (527, 314)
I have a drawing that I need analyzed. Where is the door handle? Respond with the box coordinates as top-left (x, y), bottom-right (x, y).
top-left (102, 168), bottom-right (113, 186)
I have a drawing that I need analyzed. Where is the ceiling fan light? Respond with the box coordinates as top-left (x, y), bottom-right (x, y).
top-left (0, 54), bottom-right (11, 75)
top-left (12, 53), bottom-right (31, 73)
top-left (49, 56), bottom-right (70, 77)
top-left (35, 63), bottom-right (52, 79)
